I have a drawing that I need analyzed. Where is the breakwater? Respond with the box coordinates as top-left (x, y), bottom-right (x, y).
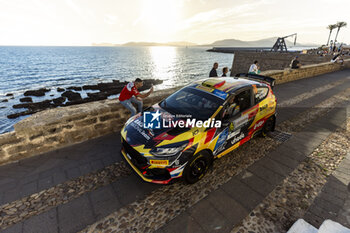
top-left (229, 51), bottom-right (334, 75)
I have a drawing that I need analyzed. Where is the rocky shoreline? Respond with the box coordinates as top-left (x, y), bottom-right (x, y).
top-left (3, 79), bottom-right (162, 119)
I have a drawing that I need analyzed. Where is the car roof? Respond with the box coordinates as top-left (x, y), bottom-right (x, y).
top-left (196, 77), bottom-right (264, 94)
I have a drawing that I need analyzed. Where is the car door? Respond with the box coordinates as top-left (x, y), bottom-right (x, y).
top-left (224, 87), bottom-right (257, 149)
top-left (251, 85), bottom-right (271, 132)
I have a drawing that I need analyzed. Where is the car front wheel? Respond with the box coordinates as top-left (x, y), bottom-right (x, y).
top-left (183, 151), bottom-right (212, 184)
top-left (261, 116), bottom-right (275, 137)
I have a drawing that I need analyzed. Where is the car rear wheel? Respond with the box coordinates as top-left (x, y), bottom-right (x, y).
top-left (261, 116), bottom-right (275, 137)
top-left (183, 151), bottom-right (212, 184)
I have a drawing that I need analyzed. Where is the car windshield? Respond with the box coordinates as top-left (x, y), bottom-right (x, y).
top-left (159, 86), bottom-right (224, 120)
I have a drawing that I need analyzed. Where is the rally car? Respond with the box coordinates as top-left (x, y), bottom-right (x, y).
top-left (120, 73), bottom-right (277, 184)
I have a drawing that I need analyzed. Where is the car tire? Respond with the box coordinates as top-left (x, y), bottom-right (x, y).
top-left (183, 151), bottom-right (212, 184)
top-left (261, 116), bottom-right (275, 137)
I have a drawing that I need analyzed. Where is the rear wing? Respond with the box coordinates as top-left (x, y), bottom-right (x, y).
top-left (235, 73), bottom-right (276, 89)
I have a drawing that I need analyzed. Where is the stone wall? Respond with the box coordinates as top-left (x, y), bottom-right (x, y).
top-left (0, 60), bottom-right (349, 165)
top-left (0, 86), bottom-right (182, 165)
top-left (230, 51), bottom-right (334, 76)
top-left (260, 60), bottom-right (349, 84)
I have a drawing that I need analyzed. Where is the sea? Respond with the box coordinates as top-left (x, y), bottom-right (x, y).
top-left (0, 46), bottom-right (234, 134)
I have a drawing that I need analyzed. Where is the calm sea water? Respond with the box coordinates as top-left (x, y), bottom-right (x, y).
top-left (0, 46), bottom-right (234, 134)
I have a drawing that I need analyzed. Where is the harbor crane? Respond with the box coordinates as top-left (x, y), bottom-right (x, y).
top-left (271, 33), bottom-right (297, 52)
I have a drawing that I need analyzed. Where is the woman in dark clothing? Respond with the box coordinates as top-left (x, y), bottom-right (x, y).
top-left (209, 62), bottom-right (218, 77)
top-left (222, 67), bottom-right (229, 77)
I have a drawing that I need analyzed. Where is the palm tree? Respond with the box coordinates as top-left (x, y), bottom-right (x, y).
top-left (326, 24), bottom-right (337, 45)
top-left (333, 21), bottom-right (347, 47)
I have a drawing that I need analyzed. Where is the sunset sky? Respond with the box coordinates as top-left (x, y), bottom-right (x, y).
top-left (0, 0), bottom-right (349, 46)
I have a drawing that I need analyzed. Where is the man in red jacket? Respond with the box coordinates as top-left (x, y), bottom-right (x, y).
top-left (119, 78), bottom-right (153, 116)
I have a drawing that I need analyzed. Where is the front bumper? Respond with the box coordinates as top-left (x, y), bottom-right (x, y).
top-left (121, 140), bottom-right (181, 184)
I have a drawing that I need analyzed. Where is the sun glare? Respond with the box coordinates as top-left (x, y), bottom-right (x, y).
top-left (149, 46), bottom-right (177, 88)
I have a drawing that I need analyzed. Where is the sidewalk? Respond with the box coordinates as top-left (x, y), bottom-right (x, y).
top-left (304, 153), bottom-right (350, 228)
top-left (0, 133), bottom-right (121, 206)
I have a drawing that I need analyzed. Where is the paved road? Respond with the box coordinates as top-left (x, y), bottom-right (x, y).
top-left (304, 152), bottom-right (350, 229)
top-left (1, 69), bottom-right (350, 233)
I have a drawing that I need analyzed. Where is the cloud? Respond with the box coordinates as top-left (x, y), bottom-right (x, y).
top-left (64, 0), bottom-right (89, 21)
top-left (179, 1), bottom-right (267, 31)
top-left (104, 14), bottom-right (118, 25)
top-left (132, 11), bottom-right (145, 26)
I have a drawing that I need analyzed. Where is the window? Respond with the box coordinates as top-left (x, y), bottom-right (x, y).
top-left (221, 89), bottom-right (253, 120)
top-left (236, 89), bottom-right (252, 112)
top-left (255, 87), bottom-right (269, 103)
top-left (160, 87), bottom-right (224, 120)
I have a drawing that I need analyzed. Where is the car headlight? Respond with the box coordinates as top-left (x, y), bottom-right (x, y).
top-left (125, 114), bottom-right (138, 126)
top-left (151, 143), bottom-right (187, 157)
top-left (125, 117), bottom-right (133, 126)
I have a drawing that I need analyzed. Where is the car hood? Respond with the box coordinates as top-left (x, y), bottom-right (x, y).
top-left (123, 105), bottom-right (192, 148)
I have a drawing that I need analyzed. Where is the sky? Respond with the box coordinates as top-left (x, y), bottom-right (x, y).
top-left (0, 0), bottom-right (349, 46)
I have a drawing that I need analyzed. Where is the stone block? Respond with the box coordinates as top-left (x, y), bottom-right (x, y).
top-left (58, 195), bottom-right (95, 233)
top-left (0, 152), bottom-right (10, 164)
top-left (5, 143), bottom-right (33, 156)
top-left (207, 188), bottom-right (248, 225)
top-left (29, 131), bottom-right (44, 141)
top-left (89, 185), bottom-right (122, 219)
top-left (74, 117), bottom-right (97, 127)
top-left (23, 208), bottom-right (58, 233)
top-left (64, 128), bottom-right (93, 144)
top-left (160, 212), bottom-right (205, 233)
top-left (61, 124), bottom-right (74, 130)
top-left (0, 132), bottom-right (24, 146)
top-left (99, 113), bottom-right (118, 122)
top-left (221, 178), bottom-right (263, 210)
top-left (0, 147), bottom-right (7, 158)
top-left (64, 114), bottom-right (87, 123)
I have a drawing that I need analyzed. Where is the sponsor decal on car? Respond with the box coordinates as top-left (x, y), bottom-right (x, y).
top-left (130, 119), bottom-right (151, 140)
top-left (227, 128), bottom-right (241, 140)
top-left (212, 89), bottom-right (228, 100)
top-left (232, 114), bottom-right (248, 130)
top-left (259, 104), bottom-right (268, 112)
top-left (253, 120), bottom-right (265, 130)
top-left (150, 160), bottom-right (169, 166)
top-left (214, 128), bottom-right (228, 153)
top-left (196, 85), bottom-right (214, 92)
top-left (231, 132), bottom-right (245, 145)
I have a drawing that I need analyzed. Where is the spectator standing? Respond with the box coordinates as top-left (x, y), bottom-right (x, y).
top-left (209, 62), bottom-right (218, 77)
top-left (222, 67), bottom-right (229, 77)
top-left (333, 43), bottom-right (337, 52)
top-left (248, 60), bottom-right (260, 74)
top-left (290, 56), bottom-right (301, 69)
top-left (329, 40), bottom-right (333, 53)
top-left (119, 78), bottom-right (153, 116)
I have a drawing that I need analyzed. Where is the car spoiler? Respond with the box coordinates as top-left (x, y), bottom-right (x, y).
top-left (235, 73), bottom-right (276, 89)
